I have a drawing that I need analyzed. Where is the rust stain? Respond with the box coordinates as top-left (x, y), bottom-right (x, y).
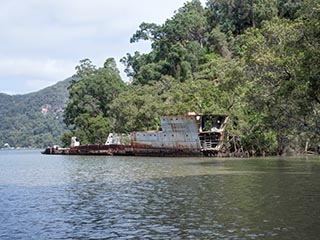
top-left (42, 113), bottom-right (229, 157)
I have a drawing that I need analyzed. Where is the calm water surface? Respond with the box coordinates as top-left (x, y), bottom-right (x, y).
top-left (0, 150), bottom-right (320, 239)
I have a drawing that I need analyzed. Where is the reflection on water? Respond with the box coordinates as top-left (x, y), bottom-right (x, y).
top-left (0, 150), bottom-right (320, 239)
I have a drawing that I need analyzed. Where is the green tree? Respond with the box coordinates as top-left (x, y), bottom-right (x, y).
top-left (123, 0), bottom-right (207, 84)
top-left (63, 58), bottom-right (126, 145)
top-left (235, 0), bottom-right (320, 154)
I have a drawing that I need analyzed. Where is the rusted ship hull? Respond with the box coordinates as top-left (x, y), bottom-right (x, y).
top-left (42, 114), bottom-right (229, 157)
top-left (42, 144), bottom-right (202, 156)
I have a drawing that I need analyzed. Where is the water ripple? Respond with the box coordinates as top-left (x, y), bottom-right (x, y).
top-left (1, 151), bottom-right (320, 239)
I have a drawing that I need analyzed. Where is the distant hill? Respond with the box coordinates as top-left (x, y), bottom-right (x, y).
top-left (0, 79), bottom-right (71, 149)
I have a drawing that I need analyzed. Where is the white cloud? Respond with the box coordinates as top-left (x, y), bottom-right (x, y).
top-left (0, 57), bottom-right (76, 80)
top-left (25, 79), bottom-right (57, 91)
top-left (0, 57), bottom-right (76, 93)
top-left (0, 0), bottom-right (207, 94)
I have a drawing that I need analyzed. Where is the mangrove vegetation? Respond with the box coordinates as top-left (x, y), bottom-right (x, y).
top-left (61, 0), bottom-right (319, 155)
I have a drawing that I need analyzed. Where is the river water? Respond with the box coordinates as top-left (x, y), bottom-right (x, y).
top-left (0, 150), bottom-right (320, 239)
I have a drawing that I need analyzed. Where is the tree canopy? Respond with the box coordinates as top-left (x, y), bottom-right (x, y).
top-left (63, 0), bottom-right (319, 155)
top-left (63, 58), bottom-right (126, 145)
top-left (0, 79), bottom-right (70, 149)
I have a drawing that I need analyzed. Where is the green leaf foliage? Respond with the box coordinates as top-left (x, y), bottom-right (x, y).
top-left (4, 0), bottom-right (317, 155)
top-left (63, 58), bottom-right (126, 145)
top-left (0, 79), bottom-right (70, 148)
top-left (112, 0), bottom-right (319, 155)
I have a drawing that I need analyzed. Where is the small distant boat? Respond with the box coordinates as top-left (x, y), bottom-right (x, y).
top-left (42, 113), bottom-right (228, 157)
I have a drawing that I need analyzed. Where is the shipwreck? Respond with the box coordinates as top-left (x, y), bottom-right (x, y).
top-left (42, 113), bottom-right (229, 157)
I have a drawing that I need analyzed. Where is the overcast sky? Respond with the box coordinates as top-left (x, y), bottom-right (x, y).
top-left (0, 0), bottom-right (206, 95)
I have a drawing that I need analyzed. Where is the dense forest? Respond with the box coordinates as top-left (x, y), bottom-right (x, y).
top-left (63, 0), bottom-right (319, 156)
top-left (0, 79), bottom-right (70, 148)
top-left (1, 0), bottom-right (318, 155)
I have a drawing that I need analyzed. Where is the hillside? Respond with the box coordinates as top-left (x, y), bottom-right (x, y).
top-left (0, 79), bottom-right (71, 148)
